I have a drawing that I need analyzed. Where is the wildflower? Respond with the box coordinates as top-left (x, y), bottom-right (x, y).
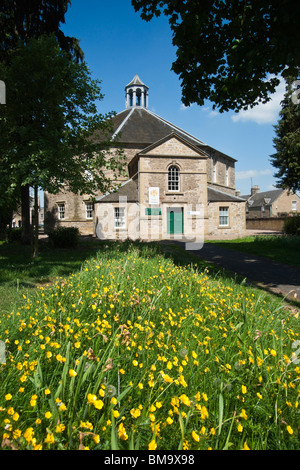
top-left (111, 397), bottom-right (118, 406)
top-left (286, 426), bottom-right (293, 435)
top-left (148, 439), bottom-right (157, 450)
top-left (242, 441), bottom-right (250, 450)
top-left (180, 394), bottom-right (191, 407)
top-left (93, 434), bottom-right (100, 444)
top-left (241, 385), bottom-right (247, 394)
top-left (166, 417), bottom-right (173, 425)
top-left (200, 405), bottom-right (209, 420)
top-left (257, 393), bottom-right (263, 400)
top-left (237, 423), bottom-right (243, 433)
top-left (69, 369), bottom-right (77, 377)
top-left (118, 422), bottom-right (128, 441)
top-left (30, 395), bottom-right (38, 407)
top-left (130, 408), bottom-right (141, 419)
top-left (87, 393), bottom-right (97, 405)
top-left (24, 427), bottom-right (34, 444)
top-left (192, 430), bottom-right (200, 442)
top-left (240, 409), bottom-right (248, 420)
top-left (45, 411), bottom-right (52, 419)
top-left (56, 423), bottom-right (66, 433)
top-left (44, 389), bottom-right (51, 396)
top-left (5, 394), bottom-right (12, 401)
top-left (44, 432), bottom-right (55, 444)
top-left (270, 349), bottom-right (277, 357)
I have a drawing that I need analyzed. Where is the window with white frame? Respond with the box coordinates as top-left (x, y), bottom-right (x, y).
top-left (57, 203), bottom-right (65, 220)
top-left (85, 202), bottom-right (94, 219)
top-left (114, 207), bottom-right (126, 228)
top-left (292, 201), bottom-right (297, 212)
top-left (219, 206), bottom-right (229, 226)
top-left (168, 165), bottom-right (180, 191)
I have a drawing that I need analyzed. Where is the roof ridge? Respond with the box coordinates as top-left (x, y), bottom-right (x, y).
top-left (208, 185), bottom-right (245, 201)
top-left (145, 108), bottom-right (207, 146)
top-left (112, 108), bottom-right (135, 140)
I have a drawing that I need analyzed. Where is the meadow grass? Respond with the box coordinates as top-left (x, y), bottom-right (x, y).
top-left (208, 235), bottom-right (300, 267)
top-left (0, 240), bottom-right (299, 450)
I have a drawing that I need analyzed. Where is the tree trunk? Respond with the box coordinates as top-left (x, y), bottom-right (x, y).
top-left (21, 184), bottom-right (31, 245)
top-left (32, 185), bottom-right (39, 258)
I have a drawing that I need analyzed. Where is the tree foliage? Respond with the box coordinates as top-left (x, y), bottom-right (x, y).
top-left (0, 35), bottom-right (124, 197)
top-left (270, 77), bottom-right (300, 193)
top-left (0, 0), bottom-right (83, 62)
top-left (132, 0), bottom-right (300, 112)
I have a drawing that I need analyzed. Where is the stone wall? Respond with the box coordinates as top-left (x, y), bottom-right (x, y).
top-left (246, 217), bottom-right (285, 231)
top-left (206, 201), bottom-right (246, 239)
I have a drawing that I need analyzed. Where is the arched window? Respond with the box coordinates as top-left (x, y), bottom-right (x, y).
top-left (136, 88), bottom-right (141, 106)
top-left (129, 90), bottom-right (133, 107)
top-left (168, 165), bottom-right (180, 191)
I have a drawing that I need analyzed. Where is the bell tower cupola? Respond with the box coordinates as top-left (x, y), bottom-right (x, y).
top-left (125, 74), bottom-right (149, 109)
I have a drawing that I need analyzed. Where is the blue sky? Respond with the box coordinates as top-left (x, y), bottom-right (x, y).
top-left (61, 0), bottom-right (286, 196)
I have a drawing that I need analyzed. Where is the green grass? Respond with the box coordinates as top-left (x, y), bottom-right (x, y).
top-left (0, 239), bottom-right (299, 450)
top-left (0, 238), bottom-right (107, 315)
top-left (208, 235), bottom-right (300, 267)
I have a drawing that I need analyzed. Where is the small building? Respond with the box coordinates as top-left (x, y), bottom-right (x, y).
top-left (241, 186), bottom-right (300, 218)
top-left (44, 75), bottom-right (246, 243)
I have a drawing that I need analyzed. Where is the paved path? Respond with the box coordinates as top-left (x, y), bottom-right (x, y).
top-left (168, 241), bottom-right (300, 302)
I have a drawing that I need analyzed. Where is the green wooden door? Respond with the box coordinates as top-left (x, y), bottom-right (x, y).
top-left (167, 208), bottom-right (183, 235)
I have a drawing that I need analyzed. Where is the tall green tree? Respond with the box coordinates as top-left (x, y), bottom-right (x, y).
top-left (0, 0), bottom-right (83, 244)
top-left (132, 0), bottom-right (300, 112)
top-left (270, 77), bottom-right (300, 193)
top-left (0, 35), bottom-right (124, 256)
top-left (0, 0), bottom-right (83, 62)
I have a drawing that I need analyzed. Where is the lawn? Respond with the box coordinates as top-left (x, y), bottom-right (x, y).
top-left (208, 235), bottom-right (300, 267)
top-left (0, 239), bottom-right (299, 450)
top-left (0, 238), bottom-right (105, 315)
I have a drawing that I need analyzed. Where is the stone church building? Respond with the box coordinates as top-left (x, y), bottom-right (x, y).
top-left (44, 75), bottom-right (246, 243)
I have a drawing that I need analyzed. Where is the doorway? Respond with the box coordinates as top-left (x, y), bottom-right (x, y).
top-left (167, 207), bottom-right (183, 235)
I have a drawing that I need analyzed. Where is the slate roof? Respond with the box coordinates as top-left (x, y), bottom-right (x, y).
top-left (92, 107), bottom-right (236, 162)
top-left (241, 188), bottom-right (284, 207)
top-left (97, 182), bottom-right (244, 205)
top-left (208, 187), bottom-right (246, 203)
top-left (96, 178), bottom-right (138, 203)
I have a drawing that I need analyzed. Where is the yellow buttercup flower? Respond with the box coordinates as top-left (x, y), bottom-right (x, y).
top-left (148, 439), bottom-right (157, 450)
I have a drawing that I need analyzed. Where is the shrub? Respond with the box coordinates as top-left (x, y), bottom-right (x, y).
top-left (284, 214), bottom-right (300, 235)
top-left (7, 227), bottom-right (22, 243)
top-left (48, 226), bottom-right (79, 248)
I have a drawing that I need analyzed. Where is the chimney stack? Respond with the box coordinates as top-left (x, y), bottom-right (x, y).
top-left (251, 185), bottom-right (260, 196)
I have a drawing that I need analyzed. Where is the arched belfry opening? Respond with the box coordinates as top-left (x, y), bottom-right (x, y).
top-left (125, 74), bottom-right (149, 109)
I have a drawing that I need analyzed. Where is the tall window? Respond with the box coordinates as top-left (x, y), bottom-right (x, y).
top-left (136, 88), bottom-right (141, 106)
top-left (129, 90), bottom-right (133, 107)
top-left (114, 207), bottom-right (126, 228)
top-left (57, 203), bottom-right (65, 220)
top-left (219, 207), bottom-right (229, 226)
top-left (168, 165), bottom-right (180, 192)
top-left (86, 202), bottom-right (94, 219)
top-left (213, 159), bottom-right (217, 183)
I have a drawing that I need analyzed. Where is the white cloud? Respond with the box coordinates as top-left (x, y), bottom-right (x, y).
top-left (236, 169), bottom-right (273, 180)
top-left (180, 103), bottom-right (195, 111)
top-left (232, 79), bottom-right (286, 125)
